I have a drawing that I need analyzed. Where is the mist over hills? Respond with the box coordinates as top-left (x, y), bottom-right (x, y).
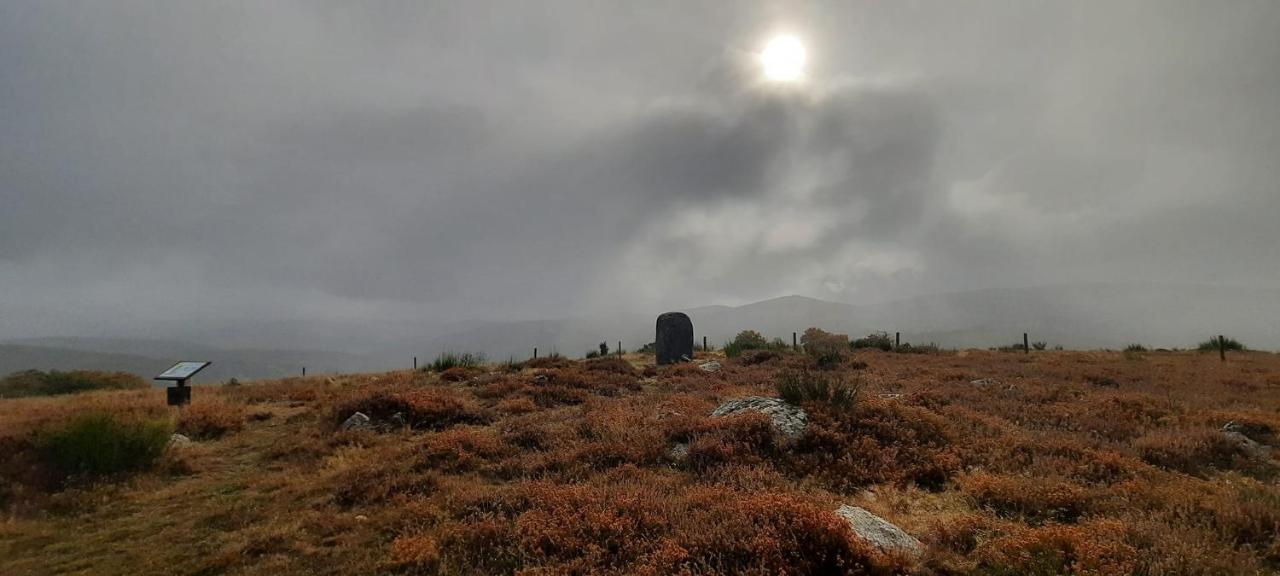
top-left (4, 283), bottom-right (1275, 382)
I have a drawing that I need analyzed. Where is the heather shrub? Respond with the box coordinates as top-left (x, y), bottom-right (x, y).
top-left (524, 355), bottom-right (573, 369)
top-left (1, 369), bottom-right (148, 398)
top-left (776, 369), bottom-right (859, 408)
top-left (427, 351), bottom-right (485, 372)
top-left (973, 519), bottom-right (1137, 575)
top-left (1198, 336), bottom-right (1245, 352)
top-left (330, 390), bottom-right (489, 431)
top-left (438, 366), bottom-right (479, 382)
top-left (895, 342), bottom-right (943, 354)
top-left (723, 330), bottom-right (789, 358)
top-left (738, 349), bottom-right (782, 365)
top-left (176, 397), bottom-right (245, 439)
top-left (684, 411), bottom-right (779, 470)
top-left (851, 332), bottom-right (893, 351)
top-left (801, 327), bottom-right (848, 367)
top-left (37, 412), bottom-right (171, 479)
top-left (583, 356), bottom-right (637, 376)
top-left (421, 426), bottom-right (511, 473)
top-left (1133, 427), bottom-right (1263, 477)
top-left (960, 472), bottom-right (1091, 524)
top-left (793, 398), bottom-right (960, 490)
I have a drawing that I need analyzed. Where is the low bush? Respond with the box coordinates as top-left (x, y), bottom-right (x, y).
top-left (330, 390), bottom-right (490, 431)
top-left (776, 370), bottom-right (859, 408)
top-left (1, 369), bottom-right (148, 398)
top-left (1133, 427), bottom-right (1264, 477)
top-left (723, 330), bottom-right (790, 358)
top-left (438, 366), bottom-right (479, 382)
top-left (1124, 343), bottom-right (1148, 352)
top-left (427, 352), bottom-right (486, 372)
top-left (895, 342), bottom-right (942, 354)
top-left (37, 413), bottom-right (171, 479)
top-left (176, 397), bottom-right (245, 439)
top-left (851, 332), bottom-right (893, 351)
top-left (1199, 336), bottom-right (1245, 352)
top-left (801, 327), bottom-right (848, 368)
top-left (583, 357), bottom-right (637, 377)
top-left (737, 349), bottom-right (782, 365)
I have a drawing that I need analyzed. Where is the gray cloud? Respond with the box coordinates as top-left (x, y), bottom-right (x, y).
top-left (2, 1), bottom-right (1279, 345)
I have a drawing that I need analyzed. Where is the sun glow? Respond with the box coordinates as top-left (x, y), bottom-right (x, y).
top-left (760, 35), bottom-right (807, 82)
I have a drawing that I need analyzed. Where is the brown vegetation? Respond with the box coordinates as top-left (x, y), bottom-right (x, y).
top-left (2, 349), bottom-right (1280, 574)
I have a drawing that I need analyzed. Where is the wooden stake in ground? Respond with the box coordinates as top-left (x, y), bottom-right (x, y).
top-left (1024, 333), bottom-right (1030, 354)
top-left (1220, 334), bottom-right (1226, 362)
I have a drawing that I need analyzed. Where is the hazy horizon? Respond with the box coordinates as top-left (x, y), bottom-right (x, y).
top-left (4, 2), bottom-right (1279, 345)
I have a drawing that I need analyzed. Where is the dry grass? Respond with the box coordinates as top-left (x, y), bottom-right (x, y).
top-left (2, 350), bottom-right (1280, 575)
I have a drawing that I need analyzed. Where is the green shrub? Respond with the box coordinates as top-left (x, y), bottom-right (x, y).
top-left (1032, 341), bottom-right (1048, 351)
top-left (776, 370), bottom-right (859, 408)
top-left (1124, 343), bottom-right (1148, 352)
top-left (427, 352), bottom-right (486, 372)
top-left (850, 332), bottom-right (893, 351)
top-left (37, 413), bottom-right (172, 478)
top-left (1198, 336), bottom-right (1245, 352)
top-left (723, 330), bottom-right (789, 358)
top-left (800, 328), bottom-right (848, 368)
top-left (0, 369), bottom-right (148, 398)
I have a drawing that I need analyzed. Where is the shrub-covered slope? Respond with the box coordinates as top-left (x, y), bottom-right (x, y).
top-left (2, 349), bottom-right (1279, 575)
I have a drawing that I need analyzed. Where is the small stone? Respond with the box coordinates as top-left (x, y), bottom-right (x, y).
top-left (970, 378), bottom-right (1000, 387)
top-left (698, 361), bottom-right (722, 373)
top-left (340, 412), bottom-right (372, 431)
top-left (667, 443), bottom-right (689, 462)
top-left (389, 412), bottom-right (407, 429)
top-left (711, 396), bottom-right (808, 441)
top-left (354, 514), bottom-right (369, 522)
top-left (835, 505), bottom-right (922, 557)
top-left (167, 433), bottom-right (192, 447)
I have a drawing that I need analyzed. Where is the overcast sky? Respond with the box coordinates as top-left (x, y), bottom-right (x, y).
top-left (2, 1), bottom-right (1279, 340)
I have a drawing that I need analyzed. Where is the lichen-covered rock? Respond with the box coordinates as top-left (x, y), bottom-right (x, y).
top-left (167, 433), bottom-right (192, 448)
top-left (711, 396), bottom-right (807, 441)
top-left (834, 505), bottom-right (922, 557)
top-left (1222, 421), bottom-right (1272, 458)
top-left (340, 411), bottom-right (372, 431)
top-left (698, 361), bottom-right (722, 373)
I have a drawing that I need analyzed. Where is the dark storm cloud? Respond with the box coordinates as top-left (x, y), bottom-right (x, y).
top-left (2, 1), bottom-right (1279, 342)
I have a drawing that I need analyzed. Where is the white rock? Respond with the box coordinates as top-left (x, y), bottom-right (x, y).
top-left (698, 361), bottom-right (722, 373)
top-left (167, 433), bottom-right (192, 447)
top-left (711, 396), bottom-right (807, 441)
top-left (340, 411), bottom-right (372, 431)
top-left (835, 505), bottom-right (922, 557)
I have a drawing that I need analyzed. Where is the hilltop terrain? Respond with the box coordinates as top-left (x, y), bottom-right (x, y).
top-left (2, 348), bottom-right (1279, 575)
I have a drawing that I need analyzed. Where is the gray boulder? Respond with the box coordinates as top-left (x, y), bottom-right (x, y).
top-left (340, 411), bottom-right (372, 431)
top-left (167, 433), bottom-right (192, 448)
top-left (835, 505), bottom-right (922, 557)
top-left (711, 396), bottom-right (807, 441)
top-left (698, 361), bottom-right (722, 373)
top-left (1222, 421), bottom-right (1272, 458)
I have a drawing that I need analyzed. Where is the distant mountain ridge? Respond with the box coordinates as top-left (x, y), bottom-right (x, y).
top-left (4, 283), bottom-right (1277, 381)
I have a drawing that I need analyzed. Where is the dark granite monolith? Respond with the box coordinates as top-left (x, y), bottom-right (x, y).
top-left (656, 312), bottom-right (694, 365)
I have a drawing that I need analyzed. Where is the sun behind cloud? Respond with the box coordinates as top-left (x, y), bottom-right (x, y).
top-left (760, 34), bottom-right (807, 82)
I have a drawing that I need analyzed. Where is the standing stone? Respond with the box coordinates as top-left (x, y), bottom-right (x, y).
top-left (656, 312), bottom-right (694, 365)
